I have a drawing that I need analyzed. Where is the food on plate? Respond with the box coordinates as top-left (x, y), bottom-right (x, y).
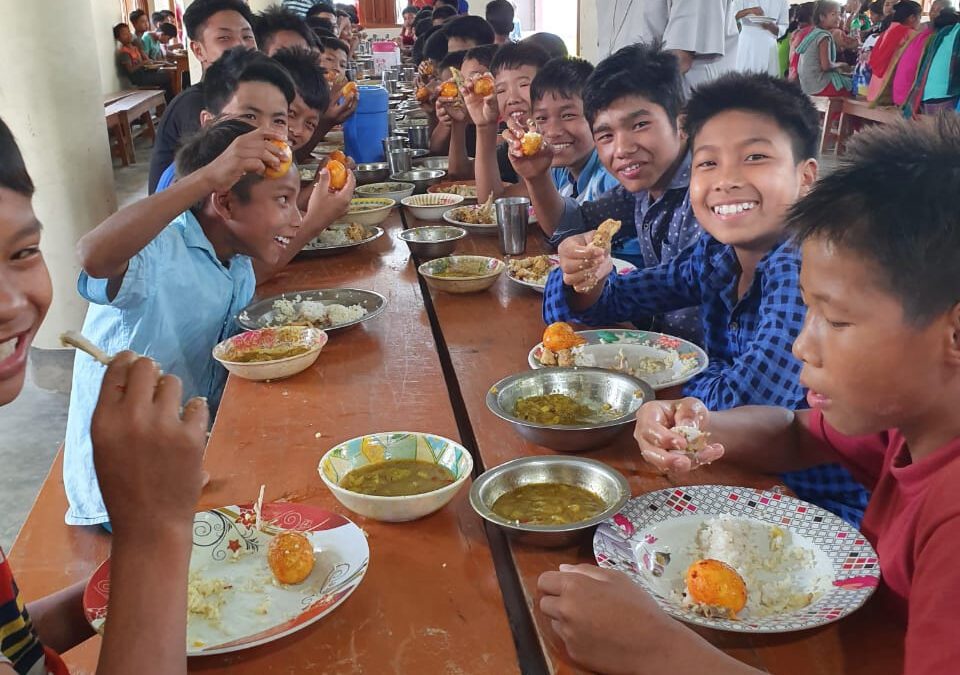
top-left (329, 149), bottom-right (348, 165)
top-left (270, 296), bottom-right (368, 328)
top-left (314, 222), bottom-right (369, 246)
top-left (267, 531), bottom-right (316, 585)
top-left (450, 194), bottom-right (495, 224)
top-left (341, 81), bottom-right (358, 98)
top-left (222, 344), bottom-right (313, 363)
top-left (264, 140), bottom-right (293, 179)
top-left (678, 516), bottom-right (822, 620)
top-left (542, 322), bottom-right (585, 352)
top-left (520, 120), bottom-right (544, 157)
top-left (298, 165), bottom-right (318, 182)
top-left (508, 255), bottom-right (554, 285)
top-left (613, 349), bottom-right (674, 377)
top-left (438, 80), bottom-right (459, 98)
top-left (433, 266), bottom-right (486, 278)
top-left (326, 159), bottom-right (348, 190)
top-left (671, 425), bottom-right (709, 454)
top-left (491, 483), bottom-right (606, 525)
top-left (472, 73), bottom-right (495, 97)
top-left (434, 183), bottom-right (477, 198)
top-left (684, 559), bottom-right (747, 619)
top-left (513, 393), bottom-right (603, 425)
top-left (339, 459), bottom-right (456, 496)
top-left (591, 218), bottom-right (622, 250)
top-left (187, 573), bottom-right (232, 621)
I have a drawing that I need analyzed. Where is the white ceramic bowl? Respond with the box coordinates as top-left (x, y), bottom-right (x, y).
top-left (400, 193), bottom-right (465, 221)
top-left (417, 255), bottom-right (504, 293)
top-left (318, 432), bottom-right (474, 522)
top-left (336, 198), bottom-right (395, 226)
top-left (213, 326), bottom-right (327, 381)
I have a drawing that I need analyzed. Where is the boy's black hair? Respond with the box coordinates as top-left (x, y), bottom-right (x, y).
top-left (444, 15), bottom-right (495, 45)
top-left (203, 47), bottom-right (296, 115)
top-left (184, 0), bottom-right (254, 41)
top-left (159, 23), bottom-right (178, 38)
top-left (523, 32), bottom-right (568, 59)
top-left (0, 117), bottom-right (34, 197)
top-left (271, 46), bottom-right (330, 111)
top-left (306, 2), bottom-right (336, 18)
top-left (414, 25), bottom-right (441, 63)
top-left (129, 9), bottom-right (147, 25)
top-left (307, 16), bottom-right (336, 38)
top-left (433, 5), bottom-right (459, 22)
top-left (255, 5), bottom-right (317, 51)
top-left (892, 0), bottom-right (922, 22)
top-left (464, 43), bottom-right (498, 68)
top-left (152, 11), bottom-right (165, 27)
top-left (320, 36), bottom-right (350, 56)
top-left (113, 23), bottom-right (128, 40)
top-left (530, 56), bottom-right (593, 104)
top-left (489, 40), bottom-right (549, 77)
top-left (424, 29), bottom-right (450, 63)
top-left (788, 114), bottom-right (960, 325)
top-left (175, 118), bottom-right (264, 210)
top-left (684, 72), bottom-right (820, 162)
top-left (582, 42), bottom-right (683, 126)
top-left (796, 1), bottom-right (815, 24)
top-left (485, 0), bottom-right (515, 36)
top-left (402, 5), bottom-right (419, 16)
top-left (336, 3), bottom-right (358, 22)
top-left (415, 8), bottom-right (433, 21)
top-left (415, 17), bottom-right (433, 37)
top-left (439, 49), bottom-right (467, 72)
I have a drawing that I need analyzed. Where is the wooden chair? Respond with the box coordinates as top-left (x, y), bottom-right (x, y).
top-left (835, 98), bottom-right (905, 155)
top-left (810, 95), bottom-right (845, 156)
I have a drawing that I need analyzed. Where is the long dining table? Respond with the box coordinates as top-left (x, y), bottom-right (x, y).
top-left (9, 205), bottom-right (905, 674)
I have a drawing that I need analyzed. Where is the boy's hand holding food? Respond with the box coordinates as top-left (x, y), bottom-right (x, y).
top-left (436, 85), bottom-right (469, 125)
top-left (305, 165), bottom-right (356, 228)
top-left (503, 115), bottom-right (553, 179)
top-left (461, 73), bottom-right (500, 128)
top-left (633, 397), bottom-right (725, 473)
top-left (205, 128), bottom-right (289, 191)
top-left (557, 232), bottom-right (614, 295)
top-left (91, 353), bottom-right (209, 540)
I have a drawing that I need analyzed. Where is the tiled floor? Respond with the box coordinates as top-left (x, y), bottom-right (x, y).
top-left (0, 137), bottom-right (152, 551)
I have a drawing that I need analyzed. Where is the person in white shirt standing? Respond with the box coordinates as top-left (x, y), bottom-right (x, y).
top-left (734, 0), bottom-right (790, 75)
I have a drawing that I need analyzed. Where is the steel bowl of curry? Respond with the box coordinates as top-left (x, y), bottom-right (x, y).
top-left (318, 432), bottom-right (474, 522)
top-left (417, 255), bottom-right (504, 294)
top-left (470, 456), bottom-right (630, 546)
top-left (486, 367), bottom-right (654, 452)
top-left (212, 326), bottom-right (327, 381)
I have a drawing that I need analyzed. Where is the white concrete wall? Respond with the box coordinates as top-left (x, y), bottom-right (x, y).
top-left (91, 0), bottom-right (123, 95)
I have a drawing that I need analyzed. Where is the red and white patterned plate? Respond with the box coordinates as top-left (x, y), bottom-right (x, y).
top-left (593, 485), bottom-right (880, 633)
top-left (83, 503), bottom-right (369, 655)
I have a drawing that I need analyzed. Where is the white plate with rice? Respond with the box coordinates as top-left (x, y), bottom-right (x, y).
top-left (237, 288), bottom-right (387, 332)
top-left (593, 485), bottom-right (880, 633)
top-left (298, 223), bottom-right (384, 257)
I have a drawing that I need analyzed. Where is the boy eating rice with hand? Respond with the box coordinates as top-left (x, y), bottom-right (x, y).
top-left (544, 71), bottom-right (868, 525)
top-left (64, 118), bottom-right (355, 528)
top-left (540, 113), bottom-right (960, 675)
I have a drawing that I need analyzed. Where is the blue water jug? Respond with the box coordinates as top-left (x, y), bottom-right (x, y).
top-left (343, 85), bottom-right (389, 163)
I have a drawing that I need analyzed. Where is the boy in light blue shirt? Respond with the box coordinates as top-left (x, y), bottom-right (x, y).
top-left (64, 119), bottom-right (354, 526)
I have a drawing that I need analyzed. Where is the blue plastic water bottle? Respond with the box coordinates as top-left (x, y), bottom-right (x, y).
top-left (343, 85), bottom-right (389, 163)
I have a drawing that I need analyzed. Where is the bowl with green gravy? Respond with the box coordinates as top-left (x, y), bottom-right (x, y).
top-left (319, 432), bottom-right (474, 521)
top-left (213, 326), bottom-right (327, 381)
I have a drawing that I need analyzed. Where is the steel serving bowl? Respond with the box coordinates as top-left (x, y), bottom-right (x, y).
top-left (397, 226), bottom-right (467, 259)
top-left (469, 456), bottom-right (630, 547)
top-left (486, 368), bottom-right (654, 453)
top-left (237, 288), bottom-right (387, 332)
top-left (355, 181), bottom-right (416, 203)
top-left (413, 156), bottom-right (449, 171)
top-left (418, 255), bottom-right (504, 294)
top-left (390, 169), bottom-right (446, 194)
top-left (354, 162), bottom-right (391, 185)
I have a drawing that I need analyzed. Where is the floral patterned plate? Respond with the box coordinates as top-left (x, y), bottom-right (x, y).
top-left (593, 486), bottom-right (880, 633)
top-left (507, 257), bottom-right (636, 293)
top-left (528, 329), bottom-right (708, 390)
top-left (83, 503), bottom-right (369, 656)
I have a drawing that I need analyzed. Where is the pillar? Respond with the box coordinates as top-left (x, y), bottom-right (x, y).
top-left (0, 0), bottom-right (117, 368)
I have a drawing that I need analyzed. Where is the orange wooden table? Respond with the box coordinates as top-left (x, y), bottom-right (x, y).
top-left (401, 209), bottom-right (905, 675)
top-left (9, 213), bottom-right (521, 674)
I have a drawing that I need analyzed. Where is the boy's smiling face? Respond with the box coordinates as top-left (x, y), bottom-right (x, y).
top-left (532, 93), bottom-right (594, 171)
top-left (0, 188), bottom-right (51, 406)
top-left (592, 94), bottom-right (684, 194)
top-left (794, 238), bottom-right (955, 438)
top-left (495, 64), bottom-right (538, 124)
top-left (218, 170), bottom-right (302, 265)
top-left (202, 81), bottom-right (289, 135)
top-left (192, 10), bottom-right (257, 69)
top-left (321, 48), bottom-right (348, 76)
top-left (690, 109), bottom-right (817, 253)
top-left (286, 94), bottom-right (320, 150)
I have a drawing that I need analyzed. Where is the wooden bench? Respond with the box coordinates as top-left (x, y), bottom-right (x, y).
top-left (836, 98), bottom-right (905, 154)
top-left (810, 95), bottom-right (845, 156)
top-left (103, 89), bottom-right (167, 165)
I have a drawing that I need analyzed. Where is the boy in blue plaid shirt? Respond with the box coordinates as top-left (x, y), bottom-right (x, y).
top-left (541, 72), bottom-right (869, 526)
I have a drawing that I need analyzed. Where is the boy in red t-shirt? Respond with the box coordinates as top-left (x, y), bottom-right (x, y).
top-left (537, 114), bottom-right (960, 675)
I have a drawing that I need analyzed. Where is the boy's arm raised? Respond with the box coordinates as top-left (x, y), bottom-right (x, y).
top-left (462, 80), bottom-right (506, 203)
top-left (77, 128), bottom-right (288, 283)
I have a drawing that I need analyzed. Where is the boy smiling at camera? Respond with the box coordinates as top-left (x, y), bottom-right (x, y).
top-left (543, 71), bottom-right (868, 525)
top-left (541, 113), bottom-right (960, 675)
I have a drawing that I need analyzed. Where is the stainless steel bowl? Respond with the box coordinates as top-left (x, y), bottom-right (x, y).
top-left (413, 156), bottom-right (449, 171)
top-left (470, 456), bottom-right (630, 547)
top-left (486, 368), bottom-right (654, 453)
top-left (398, 225), bottom-right (467, 259)
top-left (390, 169), bottom-right (446, 194)
top-left (355, 162), bottom-right (391, 185)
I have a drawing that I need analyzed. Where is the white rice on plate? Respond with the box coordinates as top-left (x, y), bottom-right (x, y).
top-left (270, 296), bottom-right (367, 328)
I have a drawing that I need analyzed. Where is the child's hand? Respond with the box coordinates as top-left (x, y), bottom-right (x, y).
top-left (538, 565), bottom-right (671, 673)
top-left (461, 74), bottom-right (500, 128)
top-left (502, 117), bottom-right (554, 179)
top-left (305, 166), bottom-right (356, 228)
top-left (557, 232), bottom-right (614, 294)
top-left (91, 353), bottom-right (209, 539)
top-left (325, 87), bottom-right (359, 126)
top-left (633, 397), bottom-right (725, 472)
top-left (205, 128), bottom-right (290, 191)
top-left (436, 94), bottom-right (469, 125)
